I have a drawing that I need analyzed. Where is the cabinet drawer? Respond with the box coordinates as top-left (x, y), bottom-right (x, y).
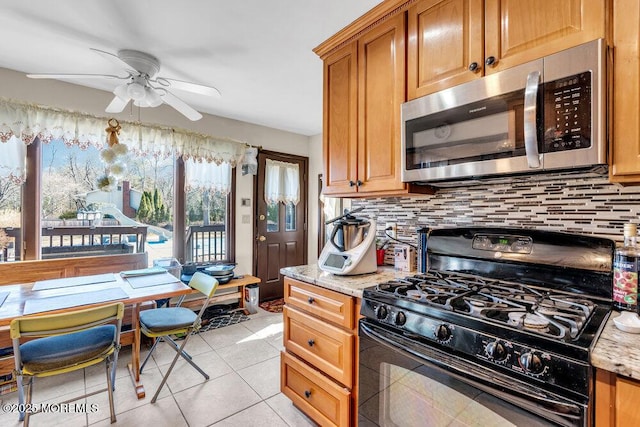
top-left (281, 351), bottom-right (350, 427)
top-left (284, 277), bottom-right (355, 329)
top-left (284, 305), bottom-right (354, 387)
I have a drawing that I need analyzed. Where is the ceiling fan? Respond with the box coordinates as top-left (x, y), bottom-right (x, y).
top-left (26, 48), bottom-right (221, 121)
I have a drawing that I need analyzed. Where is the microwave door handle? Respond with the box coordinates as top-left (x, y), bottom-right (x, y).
top-left (524, 70), bottom-right (542, 168)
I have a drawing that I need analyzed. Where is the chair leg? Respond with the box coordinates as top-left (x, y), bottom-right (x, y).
top-left (140, 337), bottom-right (162, 374)
top-left (110, 347), bottom-right (120, 391)
top-left (105, 359), bottom-right (117, 423)
top-left (24, 376), bottom-right (33, 427)
top-left (164, 336), bottom-right (208, 378)
top-left (151, 333), bottom-right (207, 404)
top-left (16, 373), bottom-right (25, 422)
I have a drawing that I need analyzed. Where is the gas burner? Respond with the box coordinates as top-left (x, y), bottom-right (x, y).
top-left (375, 269), bottom-right (597, 341)
top-left (463, 295), bottom-right (521, 317)
top-left (507, 312), bottom-right (551, 333)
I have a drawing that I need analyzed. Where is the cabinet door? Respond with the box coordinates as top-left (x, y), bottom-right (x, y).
top-left (281, 351), bottom-right (351, 427)
top-left (484, 0), bottom-right (606, 74)
top-left (407, 0), bottom-right (484, 99)
top-left (610, 0), bottom-right (640, 183)
top-left (284, 305), bottom-right (354, 387)
top-left (322, 42), bottom-right (358, 196)
top-left (357, 13), bottom-right (406, 194)
top-left (285, 277), bottom-right (355, 330)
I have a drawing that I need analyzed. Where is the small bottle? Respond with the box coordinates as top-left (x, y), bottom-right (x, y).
top-left (613, 223), bottom-right (639, 311)
top-left (417, 227), bottom-right (430, 273)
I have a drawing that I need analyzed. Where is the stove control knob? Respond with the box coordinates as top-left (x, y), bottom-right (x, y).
top-left (394, 311), bottom-right (407, 326)
top-left (375, 305), bottom-right (389, 320)
top-left (485, 341), bottom-right (509, 362)
top-left (435, 324), bottom-right (452, 342)
top-left (519, 352), bottom-right (545, 375)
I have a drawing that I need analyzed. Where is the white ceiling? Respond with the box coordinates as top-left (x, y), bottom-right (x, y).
top-left (0, 0), bottom-right (383, 136)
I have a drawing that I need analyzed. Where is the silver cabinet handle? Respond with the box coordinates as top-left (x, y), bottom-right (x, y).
top-left (524, 70), bottom-right (542, 168)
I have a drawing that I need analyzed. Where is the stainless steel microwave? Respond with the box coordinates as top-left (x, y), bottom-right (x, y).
top-left (401, 38), bottom-right (606, 184)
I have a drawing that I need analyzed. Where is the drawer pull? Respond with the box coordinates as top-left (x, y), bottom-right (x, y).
top-left (307, 339), bottom-right (315, 347)
top-left (307, 297), bottom-right (315, 304)
top-left (304, 390), bottom-right (312, 398)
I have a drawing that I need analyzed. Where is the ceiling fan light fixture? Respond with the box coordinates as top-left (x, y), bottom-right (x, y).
top-left (145, 87), bottom-right (162, 107)
top-left (113, 84), bottom-right (129, 100)
top-left (127, 82), bottom-right (146, 100)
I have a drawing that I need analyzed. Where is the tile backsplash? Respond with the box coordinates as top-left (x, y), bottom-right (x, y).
top-left (352, 173), bottom-right (640, 252)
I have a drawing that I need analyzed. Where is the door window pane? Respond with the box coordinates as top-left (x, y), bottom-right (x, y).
top-left (267, 202), bottom-right (279, 232)
top-left (285, 202), bottom-right (296, 231)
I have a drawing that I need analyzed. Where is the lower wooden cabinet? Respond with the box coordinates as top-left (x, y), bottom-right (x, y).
top-left (284, 305), bottom-right (354, 387)
top-left (281, 277), bottom-right (359, 426)
top-left (595, 369), bottom-right (640, 426)
top-left (281, 351), bottom-right (351, 427)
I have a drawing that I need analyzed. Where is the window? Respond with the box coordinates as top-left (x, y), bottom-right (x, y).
top-left (0, 139), bottom-right (235, 265)
top-left (186, 188), bottom-right (231, 263)
top-left (0, 178), bottom-right (20, 262)
top-left (0, 101), bottom-right (245, 266)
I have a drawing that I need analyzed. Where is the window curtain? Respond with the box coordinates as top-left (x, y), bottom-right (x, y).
top-left (185, 159), bottom-right (232, 194)
top-left (0, 136), bottom-right (27, 184)
top-left (265, 159), bottom-right (300, 205)
top-left (0, 98), bottom-right (249, 184)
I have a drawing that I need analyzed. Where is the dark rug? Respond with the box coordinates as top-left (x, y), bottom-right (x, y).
top-left (198, 304), bottom-right (250, 333)
top-left (259, 298), bottom-right (284, 313)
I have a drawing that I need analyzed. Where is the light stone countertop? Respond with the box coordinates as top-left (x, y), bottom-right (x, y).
top-left (280, 264), bottom-right (410, 298)
top-left (591, 311), bottom-right (640, 380)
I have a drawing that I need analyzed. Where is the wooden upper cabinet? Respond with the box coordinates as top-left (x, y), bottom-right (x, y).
top-left (408, 0), bottom-right (606, 99)
top-left (357, 13), bottom-right (406, 194)
top-left (407, 0), bottom-right (484, 100)
top-left (610, 0), bottom-right (640, 183)
top-left (484, 0), bottom-right (606, 74)
top-left (319, 10), bottom-right (433, 197)
top-left (322, 42), bottom-right (358, 196)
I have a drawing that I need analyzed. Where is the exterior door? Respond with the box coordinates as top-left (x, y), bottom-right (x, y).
top-left (254, 151), bottom-right (308, 301)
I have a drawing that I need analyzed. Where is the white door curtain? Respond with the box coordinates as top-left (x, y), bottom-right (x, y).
top-left (264, 159), bottom-right (300, 205)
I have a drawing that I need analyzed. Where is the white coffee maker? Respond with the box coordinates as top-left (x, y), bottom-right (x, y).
top-left (318, 207), bottom-right (377, 275)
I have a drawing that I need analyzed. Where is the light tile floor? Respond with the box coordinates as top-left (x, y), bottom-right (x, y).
top-left (0, 308), bottom-right (316, 427)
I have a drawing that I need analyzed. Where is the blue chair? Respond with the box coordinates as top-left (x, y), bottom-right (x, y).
top-left (139, 271), bottom-right (218, 403)
top-left (11, 302), bottom-right (124, 426)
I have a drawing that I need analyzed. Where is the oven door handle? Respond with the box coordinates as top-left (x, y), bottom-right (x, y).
top-left (360, 321), bottom-right (583, 425)
top-left (524, 70), bottom-right (542, 169)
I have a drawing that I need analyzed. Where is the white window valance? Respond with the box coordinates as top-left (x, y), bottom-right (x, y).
top-left (0, 98), bottom-right (248, 183)
top-left (265, 159), bottom-right (300, 205)
top-left (185, 159), bottom-right (232, 194)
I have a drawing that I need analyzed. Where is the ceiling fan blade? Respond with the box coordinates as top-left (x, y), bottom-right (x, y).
top-left (26, 73), bottom-right (125, 80)
top-left (156, 77), bottom-right (221, 98)
top-left (160, 90), bottom-right (202, 121)
top-left (105, 94), bottom-right (131, 113)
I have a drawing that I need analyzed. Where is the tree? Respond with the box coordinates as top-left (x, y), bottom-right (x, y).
top-left (137, 189), bottom-right (170, 225)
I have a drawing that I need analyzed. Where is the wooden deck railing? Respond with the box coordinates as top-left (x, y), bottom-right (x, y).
top-left (185, 224), bottom-right (226, 263)
top-left (1, 226), bottom-right (147, 261)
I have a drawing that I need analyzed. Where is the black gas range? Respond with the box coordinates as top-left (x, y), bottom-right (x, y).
top-left (358, 227), bottom-right (615, 427)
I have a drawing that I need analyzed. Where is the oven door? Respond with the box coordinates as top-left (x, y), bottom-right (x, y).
top-left (358, 320), bottom-right (588, 427)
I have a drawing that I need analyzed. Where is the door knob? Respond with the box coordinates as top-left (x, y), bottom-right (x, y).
top-left (257, 235), bottom-right (266, 242)
top-left (259, 214), bottom-right (265, 221)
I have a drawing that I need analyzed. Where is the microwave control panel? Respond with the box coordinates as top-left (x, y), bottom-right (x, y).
top-left (543, 71), bottom-right (592, 152)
